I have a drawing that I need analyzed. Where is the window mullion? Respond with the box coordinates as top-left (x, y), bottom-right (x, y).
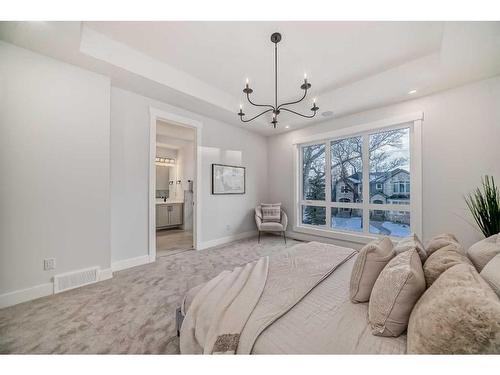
top-left (325, 141), bottom-right (332, 229)
top-left (362, 134), bottom-right (370, 234)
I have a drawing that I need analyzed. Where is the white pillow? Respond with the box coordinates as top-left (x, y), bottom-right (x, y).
top-left (349, 237), bottom-right (395, 303)
top-left (393, 233), bottom-right (427, 263)
top-left (480, 253), bottom-right (500, 298)
top-left (261, 203), bottom-right (281, 222)
top-left (369, 249), bottom-right (426, 337)
top-left (467, 233), bottom-right (500, 271)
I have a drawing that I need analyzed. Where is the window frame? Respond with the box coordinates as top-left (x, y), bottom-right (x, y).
top-left (294, 113), bottom-right (422, 244)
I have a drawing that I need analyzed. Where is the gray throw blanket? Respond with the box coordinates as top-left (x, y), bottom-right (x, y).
top-left (180, 241), bottom-right (357, 354)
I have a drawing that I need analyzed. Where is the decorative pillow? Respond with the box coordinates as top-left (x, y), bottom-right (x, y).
top-left (423, 243), bottom-right (472, 287)
top-left (368, 249), bottom-right (426, 337)
top-left (393, 233), bottom-right (427, 263)
top-left (467, 233), bottom-right (500, 271)
top-left (425, 233), bottom-right (460, 256)
top-left (261, 203), bottom-right (281, 222)
top-left (481, 253), bottom-right (500, 298)
top-left (349, 237), bottom-right (395, 303)
top-left (407, 263), bottom-right (500, 354)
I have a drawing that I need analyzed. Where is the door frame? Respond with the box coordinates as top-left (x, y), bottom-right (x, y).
top-left (148, 107), bottom-right (203, 261)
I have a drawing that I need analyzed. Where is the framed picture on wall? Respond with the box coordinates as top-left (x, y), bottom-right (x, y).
top-left (211, 164), bottom-right (246, 195)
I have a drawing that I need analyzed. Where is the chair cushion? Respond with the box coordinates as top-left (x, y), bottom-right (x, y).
top-left (467, 233), bottom-right (500, 271)
top-left (407, 263), bottom-right (500, 354)
top-left (255, 206), bottom-right (263, 219)
top-left (259, 221), bottom-right (284, 231)
top-left (481, 253), bottom-right (500, 298)
top-left (425, 233), bottom-right (460, 256)
top-left (368, 248), bottom-right (426, 337)
top-left (423, 243), bottom-right (472, 287)
top-left (393, 233), bottom-right (427, 263)
top-left (261, 203), bottom-right (281, 222)
top-left (349, 237), bottom-right (395, 303)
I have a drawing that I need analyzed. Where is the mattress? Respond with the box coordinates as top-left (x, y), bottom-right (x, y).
top-left (181, 253), bottom-right (407, 354)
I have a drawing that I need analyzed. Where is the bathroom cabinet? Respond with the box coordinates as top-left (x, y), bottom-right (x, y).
top-left (156, 203), bottom-right (183, 228)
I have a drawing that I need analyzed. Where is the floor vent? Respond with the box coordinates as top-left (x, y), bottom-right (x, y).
top-left (53, 267), bottom-right (99, 293)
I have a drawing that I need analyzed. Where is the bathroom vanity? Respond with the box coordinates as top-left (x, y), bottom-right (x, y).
top-left (156, 201), bottom-right (184, 229)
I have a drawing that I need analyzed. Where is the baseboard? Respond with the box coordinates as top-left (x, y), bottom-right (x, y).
top-left (0, 282), bottom-right (53, 309)
top-left (0, 266), bottom-right (114, 310)
top-left (111, 255), bottom-right (151, 272)
top-left (198, 230), bottom-right (257, 250)
top-left (98, 267), bottom-right (113, 281)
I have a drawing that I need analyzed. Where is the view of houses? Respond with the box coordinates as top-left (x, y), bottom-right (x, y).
top-left (302, 167), bottom-right (412, 237)
top-left (333, 168), bottom-right (410, 204)
top-left (332, 168), bottom-right (410, 237)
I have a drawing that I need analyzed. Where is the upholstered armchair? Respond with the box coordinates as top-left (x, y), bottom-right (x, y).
top-left (255, 205), bottom-right (288, 243)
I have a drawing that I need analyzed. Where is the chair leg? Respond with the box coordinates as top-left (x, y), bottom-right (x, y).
top-left (283, 231), bottom-right (287, 244)
top-left (258, 230), bottom-right (261, 243)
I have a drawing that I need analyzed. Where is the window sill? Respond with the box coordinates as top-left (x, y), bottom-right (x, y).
top-left (293, 224), bottom-right (402, 245)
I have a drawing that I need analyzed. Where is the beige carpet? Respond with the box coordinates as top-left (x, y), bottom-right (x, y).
top-left (0, 234), bottom-right (299, 354)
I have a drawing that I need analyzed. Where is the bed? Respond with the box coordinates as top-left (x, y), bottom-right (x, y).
top-left (178, 241), bottom-right (407, 354)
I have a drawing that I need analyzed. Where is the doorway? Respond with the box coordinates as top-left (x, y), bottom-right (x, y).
top-left (155, 122), bottom-right (194, 256)
top-left (149, 108), bottom-right (202, 261)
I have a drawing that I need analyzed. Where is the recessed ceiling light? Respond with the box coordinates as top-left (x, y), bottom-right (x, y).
top-left (408, 89), bottom-right (417, 95)
top-left (285, 126), bottom-right (290, 129)
top-left (321, 111), bottom-right (334, 117)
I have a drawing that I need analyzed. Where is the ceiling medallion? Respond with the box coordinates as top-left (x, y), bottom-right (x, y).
top-left (238, 32), bottom-right (319, 129)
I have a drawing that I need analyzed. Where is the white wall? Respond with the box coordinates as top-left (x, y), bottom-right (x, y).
top-left (176, 141), bottom-right (195, 193)
top-left (110, 87), bottom-right (268, 263)
top-left (0, 42), bottom-right (111, 301)
top-left (268, 75), bottom-right (500, 249)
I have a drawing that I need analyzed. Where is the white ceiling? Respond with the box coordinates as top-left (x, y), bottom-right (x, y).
top-left (85, 21), bottom-right (444, 101)
top-left (1, 21), bottom-right (500, 135)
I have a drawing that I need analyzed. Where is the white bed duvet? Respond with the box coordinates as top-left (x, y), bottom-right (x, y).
top-left (180, 241), bottom-right (407, 354)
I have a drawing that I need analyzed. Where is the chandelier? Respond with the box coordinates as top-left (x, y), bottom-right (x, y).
top-left (238, 32), bottom-right (319, 129)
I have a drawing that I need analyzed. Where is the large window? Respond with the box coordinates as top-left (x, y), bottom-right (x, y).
top-left (297, 121), bottom-right (420, 239)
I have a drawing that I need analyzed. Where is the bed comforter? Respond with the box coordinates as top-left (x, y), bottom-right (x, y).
top-left (180, 241), bottom-right (357, 354)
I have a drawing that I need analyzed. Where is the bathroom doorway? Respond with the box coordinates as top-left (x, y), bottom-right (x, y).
top-left (149, 108), bottom-right (202, 260)
top-left (155, 121), bottom-right (195, 257)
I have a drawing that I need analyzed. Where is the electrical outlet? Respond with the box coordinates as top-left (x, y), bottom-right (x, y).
top-left (44, 258), bottom-right (55, 271)
top-left (225, 224), bottom-right (231, 231)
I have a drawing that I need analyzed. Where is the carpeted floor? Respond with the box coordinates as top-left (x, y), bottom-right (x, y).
top-left (0, 234), bottom-right (300, 354)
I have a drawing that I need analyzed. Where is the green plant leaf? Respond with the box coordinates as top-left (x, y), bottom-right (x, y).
top-left (465, 175), bottom-right (500, 237)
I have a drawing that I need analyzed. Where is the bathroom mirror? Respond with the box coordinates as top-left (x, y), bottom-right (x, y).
top-left (156, 165), bottom-right (176, 198)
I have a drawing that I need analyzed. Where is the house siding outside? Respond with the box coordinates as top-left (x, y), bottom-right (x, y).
top-left (333, 169), bottom-right (410, 224)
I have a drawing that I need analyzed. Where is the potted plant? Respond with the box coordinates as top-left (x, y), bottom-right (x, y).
top-left (465, 175), bottom-right (500, 237)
